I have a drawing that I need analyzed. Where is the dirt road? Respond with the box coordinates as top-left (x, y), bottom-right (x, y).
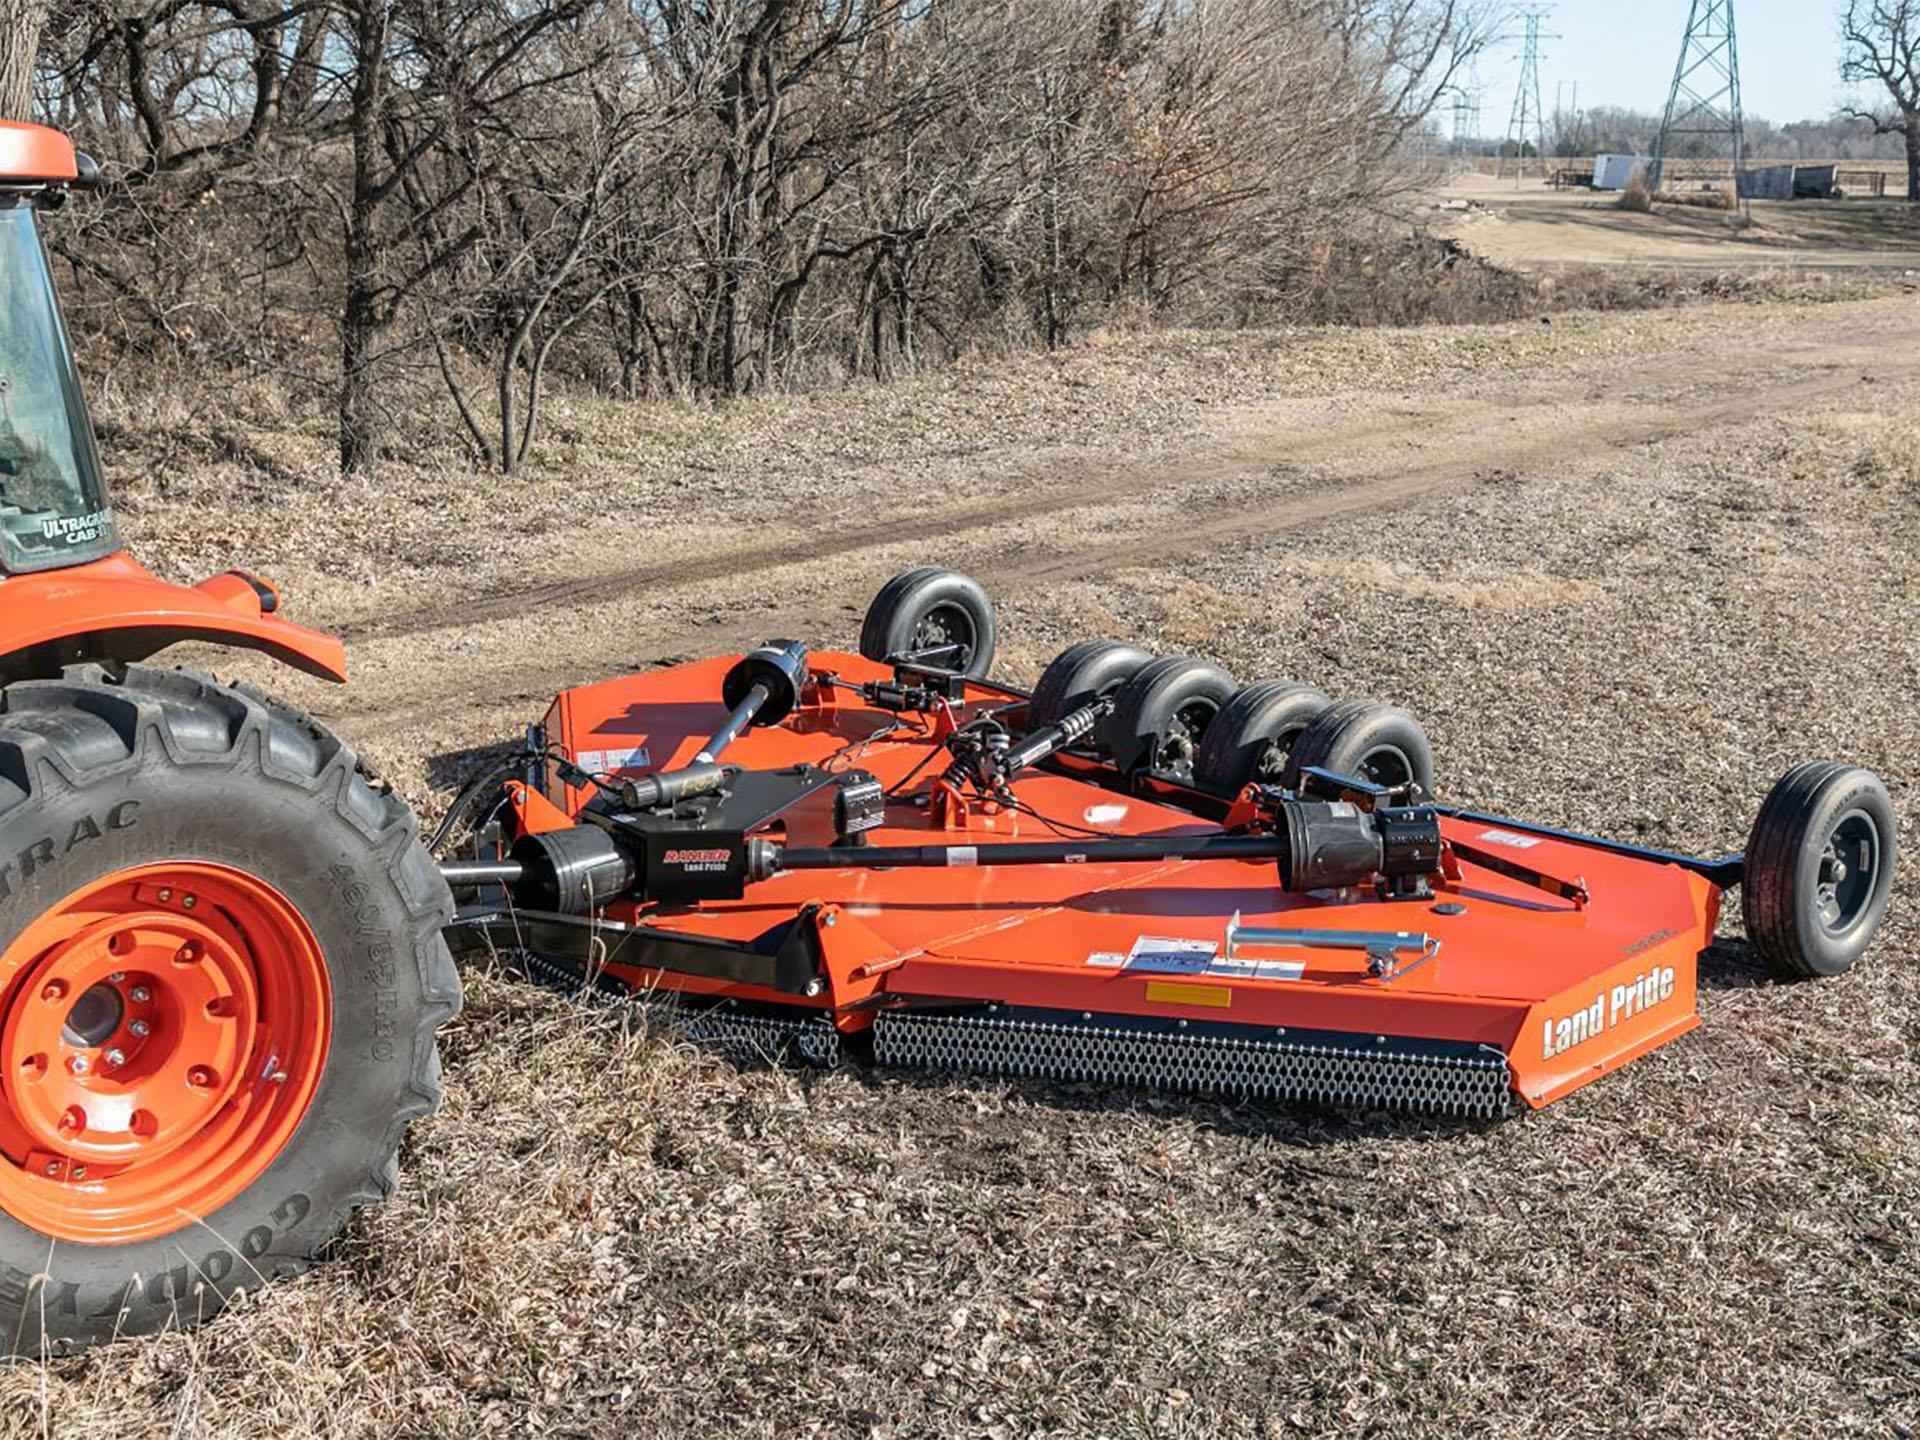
top-left (315, 297), bottom-right (1920, 756)
top-left (29, 291), bottom-right (1920, 1439)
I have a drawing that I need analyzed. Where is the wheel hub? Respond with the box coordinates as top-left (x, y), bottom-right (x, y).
top-left (4, 910), bottom-right (258, 1172)
top-left (0, 864), bottom-right (329, 1243)
top-left (1816, 810), bottom-right (1880, 935)
top-left (910, 605), bottom-right (973, 668)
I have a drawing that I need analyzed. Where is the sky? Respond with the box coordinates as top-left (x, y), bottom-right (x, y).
top-left (1463, 0), bottom-right (1869, 134)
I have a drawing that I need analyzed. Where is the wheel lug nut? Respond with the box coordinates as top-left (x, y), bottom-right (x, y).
top-left (130, 985), bottom-right (151, 1003)
top-left (40, 980), bottom-right (68, 1003)
top-left (187, 1065), bottom-right (215, 1089)
top-left (43, 1161), bottom-right (59, 1177)
top-left (69, 1054), bottom-right (90, 1075)
top-left (129, 1019), bottom-right (151, 1037)
top-left (102, 1048), bottom-right (126, 1068)
top-left (173, 943), bottom-right (200, 965)
top-left (106, 971), bottom-right (126, 983)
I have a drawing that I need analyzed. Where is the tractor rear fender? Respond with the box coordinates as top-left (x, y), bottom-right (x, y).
top-left (0, 551), bottom-right (347, 682)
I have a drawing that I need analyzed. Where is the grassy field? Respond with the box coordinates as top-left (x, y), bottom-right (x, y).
top-left (2, 284), bottom-right (1918, 1438)
top-left (1435, 172), bottom-right (1920, 275)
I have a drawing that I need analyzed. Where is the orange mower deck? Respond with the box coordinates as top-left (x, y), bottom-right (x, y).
top-left (456, 650), bottom-right (1733, 1117)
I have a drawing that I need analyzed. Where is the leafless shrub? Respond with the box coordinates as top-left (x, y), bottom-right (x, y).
top-left (1619, 169), bottom-right (1654, 212)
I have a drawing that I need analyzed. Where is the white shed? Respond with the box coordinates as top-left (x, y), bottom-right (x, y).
top-left (1591, 154), bottom-right (1648, 191)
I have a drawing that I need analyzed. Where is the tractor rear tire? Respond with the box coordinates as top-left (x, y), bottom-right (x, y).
top-left (1192, 681), bottom-right (1331, 798)
top-left (1103, 658), bottom-right (1237, 778)
top-left (1743, 762), bottom-right (1896, 980)
top-left (1283, 700), bottom-right (1437, 799)
top-left (0, 665), bottom-right (458, 1356)
top-left (858, 568), bottom-right (997, 678)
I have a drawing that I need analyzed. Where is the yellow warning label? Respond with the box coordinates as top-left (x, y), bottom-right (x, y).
top-left (1144, 980), bottom-right (1232, 1009)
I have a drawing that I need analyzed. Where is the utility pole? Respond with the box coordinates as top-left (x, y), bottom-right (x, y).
top-left (1554, 80), bottom-right (1581, 155)
top-left (1649, 0), bottom-right (1746, 198)
top-left (1501, 9), bottom-right (1555, 184)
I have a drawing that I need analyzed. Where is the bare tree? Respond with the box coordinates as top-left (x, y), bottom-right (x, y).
top-left (33, 0), bottom-right (1508, 474)
top-left (0, 0), bottom-right (48, 119)
top-left (1843, 0), bottom-right (1920, 203)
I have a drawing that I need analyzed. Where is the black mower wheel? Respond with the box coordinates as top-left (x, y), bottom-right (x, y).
top-left (1193, 680), bottom-right (1332, 798)
top-left (1103, 657), bottom-right (1237, 778)
top-left (1283, 699), bottom-right (1437, 799)
top-left (858, 567), bottom-right (997, 678)
top-left (1028, 641), bottom-right (1154, 732)
top-left (1743, 761), bottom-right (1896, 980)
top-left (0, 665), bottom-right (459, 1356)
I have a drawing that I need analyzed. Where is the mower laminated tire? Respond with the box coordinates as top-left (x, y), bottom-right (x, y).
top-left (1028, 641), bottom-right (1154, 733)
top-left (1193, 680), bottom-right (1332, 798)
top-left (1743, 761), bottom-right (1896, 980)
top-left (858, 567), bottom-right (997, 678)
top-left (1103, 658), bottom-right (1237, 778)
top-left (0, 665), bottom-right (459, 1356)
top-left (1283, 699), bottom-right (1437, 799)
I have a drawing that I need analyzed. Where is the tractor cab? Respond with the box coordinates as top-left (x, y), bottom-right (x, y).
top-left (0, 120), bottom-right (346, 682)
top-left (0, 124), bottom-right (116, 573)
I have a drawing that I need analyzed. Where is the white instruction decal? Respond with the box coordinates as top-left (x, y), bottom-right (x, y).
top-left (576, 746), bottom-right (652, 776)
top-left (1211, 955), bottom-right (1308, 981)
top-left (1478, 828), bottom-right (1543, 850)
top-left (1125, 936), bottom-right (1221, 974)
top-left (1082, 936), bottom-right (1304, 982)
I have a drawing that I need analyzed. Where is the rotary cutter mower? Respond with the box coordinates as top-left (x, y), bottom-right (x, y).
top-left (441, 568), bottom-right (1898, 1119)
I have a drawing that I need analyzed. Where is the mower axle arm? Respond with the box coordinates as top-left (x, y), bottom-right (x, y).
top-left (1430, 806), bottom-right (1745, 889)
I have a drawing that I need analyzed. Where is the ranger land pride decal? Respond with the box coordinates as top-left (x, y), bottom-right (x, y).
top-left (1541, 965), bottom-right (1677, 1060)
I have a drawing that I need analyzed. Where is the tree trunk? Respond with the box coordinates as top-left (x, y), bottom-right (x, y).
top-left (339, 0), bottom-right (388, 475)
top-left (0, 0), bottom-right (49, 120)
top-left (1908, 117), bottom-right (1920, 205)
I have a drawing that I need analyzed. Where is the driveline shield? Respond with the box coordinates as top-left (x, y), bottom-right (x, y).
top-left (644, 830), bottom-right (750, 901)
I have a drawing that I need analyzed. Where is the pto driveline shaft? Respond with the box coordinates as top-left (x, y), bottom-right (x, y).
top-left (440, 859), bottom-right (525, 887)
top-left (997, 697), bottom-right (1108, 778)
top-left (699, 680), bottom-right (771, 763)
top-left (765, 833), bottom-right (1286, 876)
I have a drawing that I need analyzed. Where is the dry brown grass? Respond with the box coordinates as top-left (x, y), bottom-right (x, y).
top-left (1657, 180), bottom-right (1741, 212)
top-left (4, 291), bottom-right (1919, 1439)
top-left (1619, 169), bottom-right (1654, 213)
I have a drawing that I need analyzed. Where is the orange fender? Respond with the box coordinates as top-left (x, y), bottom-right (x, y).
top-left (0, 552), bottom-right (346, 682)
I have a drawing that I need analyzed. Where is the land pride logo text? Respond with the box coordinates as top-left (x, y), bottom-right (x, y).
top-left (1541, 965), bottom-right (1677, 1060)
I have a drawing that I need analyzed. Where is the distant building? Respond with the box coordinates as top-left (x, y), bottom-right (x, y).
top-left (1592, 154), bottom-right (1649, 191)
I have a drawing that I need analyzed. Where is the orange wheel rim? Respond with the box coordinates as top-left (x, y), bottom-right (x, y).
top-left (0, 863), bottom-right (330, 1244)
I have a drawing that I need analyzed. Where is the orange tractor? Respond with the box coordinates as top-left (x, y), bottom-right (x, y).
top-left (0, 123), bottom-right (458, 1354)
top-left (0, 119), bottom-right (1900, 1357)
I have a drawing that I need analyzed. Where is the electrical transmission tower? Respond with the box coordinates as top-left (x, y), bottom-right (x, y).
top-left (1501, 9), bottom-right (1554, 183)
top-left (1649, 0), bottom-right (1746, 195)
top-left (1450, 89), bottom-right (1482, 154)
